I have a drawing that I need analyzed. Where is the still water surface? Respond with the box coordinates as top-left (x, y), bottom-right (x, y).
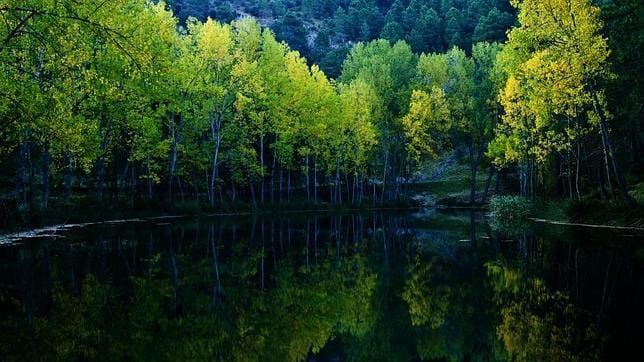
top-left (1, 210), bottom-right (643, 361)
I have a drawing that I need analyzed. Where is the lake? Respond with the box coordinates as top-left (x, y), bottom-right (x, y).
top-left (1, 210), bottom-right (643, 361)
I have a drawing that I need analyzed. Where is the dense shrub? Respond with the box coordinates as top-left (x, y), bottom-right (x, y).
top-left (630, 183), bottom-right (644, 204)
top-left (489, 195), bottom-right (533, 220)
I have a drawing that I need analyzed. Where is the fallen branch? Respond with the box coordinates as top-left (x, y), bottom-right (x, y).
top-left (529, 218), bottom-right (644, 231)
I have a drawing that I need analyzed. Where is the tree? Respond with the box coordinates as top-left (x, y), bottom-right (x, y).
top-left (444, 7), bottom-right (466, 50)
top-left (193, 19), bottom-right (238, 206)
top-left (472, 8), bottom-right (515, 44)
top-left (471, 42), bottom-right (505, 203)
top-left (208, 2), bottom-right (237, 23)
top-left (340, 39), bottom-right (417, 202)
top-left (601, 0), bottom-right (644, 176)
top-left (489, 0), bottom-right (634, 204)
top-left (402, 88), bottom-right (451, 166)
top-left (337, 80), bottom-right (379, 203)
top-left (380, 21), bottom-right (405, 43)
top-left (273, 11), bottom-right (309, 58)
top-left (416, 48), bottom-right (482, 204)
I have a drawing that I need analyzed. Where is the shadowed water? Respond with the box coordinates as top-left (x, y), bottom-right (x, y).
top-left (1, 210), bottom-right (643, 361)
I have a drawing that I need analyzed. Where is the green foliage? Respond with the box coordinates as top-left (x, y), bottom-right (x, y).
top-left (490, 0), bottom-right (612, 167)
top-left (489, 195), bottom-right (533, 220)
top-left (630, 183), bottom-right (644, 204)
top-left (166, 0), bottom-right (516, 76)
top-left (0, 2), bottom-right (383, 211)
top-left (0, 0), bottom-right (640, 218)
top-left (601, 0), bottom-right (644, 175)
top-left (402, 88), bottom-right (451, 163)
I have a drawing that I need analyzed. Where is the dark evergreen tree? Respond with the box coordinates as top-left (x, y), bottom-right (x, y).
top-left (472, 8), bottom-right (515, 43)
top-left (273, 11), bottom-right (310, 57)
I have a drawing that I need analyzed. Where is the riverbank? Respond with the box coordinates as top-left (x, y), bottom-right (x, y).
top-left (0, 195), bottom-right (422, 233)
top-left (3, 156), bottom-right (641, 233)
top-left (533, 198), bottom-right (644, 229)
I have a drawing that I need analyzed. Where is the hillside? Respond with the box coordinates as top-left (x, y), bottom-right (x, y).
top-left (169, 0), bottom-right (516, 77)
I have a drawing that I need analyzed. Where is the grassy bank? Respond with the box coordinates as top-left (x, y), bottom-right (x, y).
top-left (409, 156), bottom-right (492, 208)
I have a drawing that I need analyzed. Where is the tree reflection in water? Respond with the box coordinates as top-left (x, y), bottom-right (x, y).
top-left (0, 212), bottom-right (642, 360)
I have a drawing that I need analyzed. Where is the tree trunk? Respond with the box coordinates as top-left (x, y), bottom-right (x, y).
top-left (250, 183), bottom-right (256, 208)
top-left (530, 159), bottom-right (536, 200)
top-left (555, 154), bottom-right (564, 197)
top-left (345, 174), bottom-right (350, 204)
top-left (210, 112), bottom-right (222, 208)
top-left (381, 150), bottom-right (388, 204)
top-left (28, 141), bottom-right (35, 204)
top-left (481, 166), bottom-right (494, 204)
top-left (63, 155), bottom-right (73, 204)
top-left (394, 156), bottom-right (405, 201)
top-left (336, 158), bottom-right (341, 204)
top-left (599, 119), bottom-right (634, 206)
top-left (131, 166), bottom-right (137, 207)
top-left (313, 156), bottom-right (318, 203)
top-left (567, 152), bottom-right (573, 199)
top-left (260, 134), bottom-right (265, 204)
top-left (147, 164), bottom-right (153, 201)
top-left (97, 134), bottom-right (109, 201)
top-left (168, 140), bottom-right (177, 203)
top-left (122, 159), bottom-right (130, 197)
top-left (176, 175), bottom-right (184, 203)
top-left (191, 171), bottom-right (199, 203)
top-left (168, 113), bottom-right (182, 203)
top-left (97, 156), bottom-right (105, 201)
top-left (575, 136), bottom-right (581, 200)
top-left (519, 163), bottom-right (527, 197)
top-left (112, 158), bottom-right (118, 201)
top-left (270, 151), bottom-right (276, 204)
top-left (372, 179), bottom-right (376, 205)
top-left (468, 142), bottom-right (478, 205)
top-left (42, 145), bottom-right (50, 208)
top-left (390, 149), bottom-right (397, 202)
top-left (16, 135), bottom-right (28, 206)
top-left (598, 160), bottom-right (608, 199)
top-left (305, 156), bottom-right (310, 201)
top-left (279, 165), bottom-right (284, 203)
top-left (599, 124), bottom-right (614, 198)
top-left (352, 173), bottom-right (357, 204)
top-left (287, 171), bottom-right (291, 202)
top-left (631, 110), bottom-right (643, 166)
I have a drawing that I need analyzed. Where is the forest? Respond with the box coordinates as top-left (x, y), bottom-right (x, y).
top-left (169, 0), bottom-right (516, 77)
top-left (0, 0), bottom-right (643, 228)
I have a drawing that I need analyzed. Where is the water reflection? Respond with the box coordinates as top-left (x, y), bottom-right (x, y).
top-left (0, 212), bottom-right (642, 361)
